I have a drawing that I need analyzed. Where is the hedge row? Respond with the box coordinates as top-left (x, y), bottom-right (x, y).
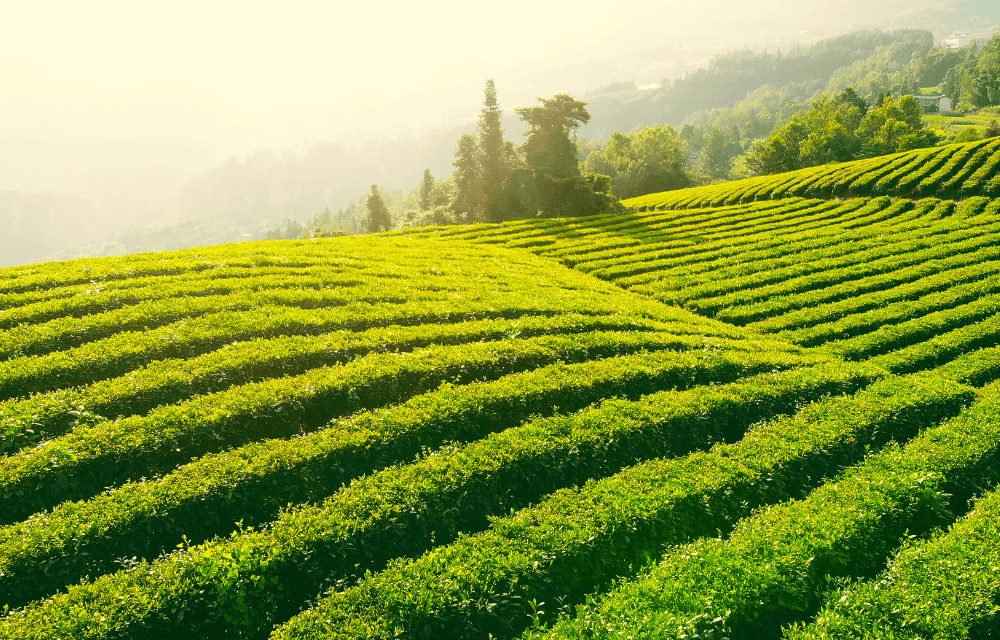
top-left (614, 140), bottom-right (1000, 212)
top-left (637, 200), bottom-right (941, 294)
top-left (0, 351), bottom-right (843, 614)
top-left (0, 268), bottom-right (382, 330)
top-left (680, 208), bottom-right (1000, 316)
top-left (0, 276), bottom-right (730, 402)
top-left (668, 199), bottom-right (959, 307)
top-left (269, 370), bottom-right (972, 640)
top-left (830, 292), bottom-right (1000, 361)
top-left (0, 250), bottom-right (635, 360)
top-left (738, 218), bottom-right (998, 330)
top-left (541, 200), bottom-right (809, 270)
top-left (0, 359), bottom-right (896, 639)
top-left (868, 312), bottom-right (1000, 375)
top-left (2, 330), bottom-right (791, 524)
top-left (786, 482), bottom-right (1000, 639)
top-left (587, 200), bottom-right (878, 287)
top-left (781, 270), bottom-right (1000, 348)
top-left (0, 314), bottom-right (675, 453)
top-left (586, 200), bottom-right (862, 283)
top-left (523, 380), bottom-right (1000, 640)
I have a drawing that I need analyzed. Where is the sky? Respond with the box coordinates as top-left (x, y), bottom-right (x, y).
top-left (0, 0), bottom-right (979, 224)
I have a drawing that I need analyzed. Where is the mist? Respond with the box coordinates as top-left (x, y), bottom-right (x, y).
top-left (1, 0), bottom-right (995, 266)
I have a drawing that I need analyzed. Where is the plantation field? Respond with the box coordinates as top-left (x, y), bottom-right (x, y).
top-left (4, 147), bottom-right (1000, 639)
top-left (620, 137), bottom-right (1000, 208)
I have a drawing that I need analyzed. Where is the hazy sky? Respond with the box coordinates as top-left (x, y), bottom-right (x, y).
top-left (2, 0), bottom-right (966, 150)
top-left (0, 0), bottom-right (982, 228)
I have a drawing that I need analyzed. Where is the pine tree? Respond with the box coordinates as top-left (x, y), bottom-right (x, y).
top-left (479, 79), bottom-right (509, 223)
top-left (418, 169), bottom-right (435, 211)
top-left (452, 134), bottom-right (480, 222)
top-left (365, 184), bottom-right (392, 233)
top-left (516, 94), bottom-right (594, 217)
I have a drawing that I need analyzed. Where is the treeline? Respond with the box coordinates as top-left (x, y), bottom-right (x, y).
top-left (678, 31), bottom-right (1000, 180)
top-left (389, 83), bottom-right (621, 229)
top-left (582, 30), bottom-right (936, 139)
top-left (267, 28), bottom-right (1000, 238)
top-left (744, 90), bottom-right (938, 176)
top-left (274, 82), bottom-right (679, 237)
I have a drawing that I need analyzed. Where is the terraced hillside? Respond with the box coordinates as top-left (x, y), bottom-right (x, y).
top-left (4, 146), bottom-right (1000, 640)
top-left (625, 137), bottom-right (1000, 209)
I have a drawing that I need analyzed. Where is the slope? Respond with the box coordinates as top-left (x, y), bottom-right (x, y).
top-left (4, 143), bottom-right (1000, 639)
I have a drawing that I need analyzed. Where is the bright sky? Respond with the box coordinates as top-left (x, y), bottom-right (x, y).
top-left (2, 0), bottom-right (961, 149)
top-left (0, 0), bottom-right (976, 222)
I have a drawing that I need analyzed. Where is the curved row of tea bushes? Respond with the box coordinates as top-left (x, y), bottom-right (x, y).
top-left (806, 151), bottom-right (909, 198)
top-left (830, 293), bottom-right (1000, 360)
top-left (0, 313), bottom-right (678, 453)
top-left (676, 211), bottom-right (1000, 316)
top-left (0, 277), bottom-right (735, 402)
top-left (570, 198), bottom-right (905, 274)
top-left (615, 199), bottom-right (929, 286)
top-left (0, 361), bottom-right (933, 640)
top-left (912, 139), bottom-right (990, 196)
top-left (0, 255), bottom-right (649, 360)
top-left (628, 200), bottom-right (947, 295)
top-left (867, 312), bottom-right (1000, 375)
top-left (936, 139), bottom-right (1000, 196)
top-left (2, 331), bottom-right (789, 524)
top-left (0, 239), bottom-right (405, 296)
top-left (520, 380), bottom-right (1000, 640)
top-left (266, 372), bottom-right (971, 640)
top-left (584, 200), bottom-right (866, 282)
top-left (780, 271), bottom-right (1000, 348)
top-left (786, 483), bottom-right (1000, 639)
top-left (0, 268), bottom-right (408, 330)
top-left (620, 201), bottom-right (932, 297)
top-left (618, 139), bottom-right (1000, 210)
top-left (0, 354), bottom-right (849, 614)
top-left (735, 222), bottom-right (997, 328)
top-left (663, 201), bottom-right (978, 305)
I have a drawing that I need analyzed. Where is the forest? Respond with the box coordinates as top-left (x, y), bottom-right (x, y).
top-left (263, 27), bottom-right (1000, 241)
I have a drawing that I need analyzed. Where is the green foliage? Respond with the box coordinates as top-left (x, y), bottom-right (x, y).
top-left (11, 139), bottom-right (1000, 640)
top-left (787, 478), bottom-right (1000, 638)
top-left (417, 169), bottom-right (434, 211)
top-left (274, 369), bottom-right (972, 640)
top-left (517, 94), bottom-right (599, 217)
top-left (746, 90), bottom-right (936, 176)
top-left (582, 125), bottom-right (691, 199)
top-left (529, 375), bottom-right (998, 639)
top-left (364, 184), bottom-right (392, 233)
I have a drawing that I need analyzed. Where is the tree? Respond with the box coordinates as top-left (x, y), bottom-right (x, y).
top-left (364, 184), bottom-right (392, 233)
top-left (516, 94), bottom-right (595, 216)
top-left (857, 95), bottom-right (934, 156)
top-left (582, 125), bottom-right (691, 198)
top-left (745, 88), bottom-right (933, 176)
top-left (696, 126), bottom-right (742, 180)
top-left (451, 134), bottom-right (480, 222)
top-left (418, 169), bottom-right (435, 211)
top-left (478, 79), bottom-right (511, 223)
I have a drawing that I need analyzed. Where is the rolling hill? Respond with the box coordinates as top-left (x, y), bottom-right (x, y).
top-left (3, 139), bottom-right (1000, 639)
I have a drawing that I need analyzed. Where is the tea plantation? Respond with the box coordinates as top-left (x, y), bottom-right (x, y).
top-left (3, 138), bottom-right (1000, 639)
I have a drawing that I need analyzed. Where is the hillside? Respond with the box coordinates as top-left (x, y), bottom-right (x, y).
top-left (3, 143), bottom-right (1000, 638)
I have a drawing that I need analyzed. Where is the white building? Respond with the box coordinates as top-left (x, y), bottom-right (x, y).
top-left (912, 94), bottom-right (953, 112)
top-left (944, 30), bottom-right (996, 49)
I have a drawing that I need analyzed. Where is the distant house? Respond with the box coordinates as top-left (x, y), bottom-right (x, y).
top-left (944, 30), bottom-right (996, 49)
top-left (911, 94), bottom-right (952, 113)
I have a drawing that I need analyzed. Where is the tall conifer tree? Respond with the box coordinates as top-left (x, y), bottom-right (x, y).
top-left (478, 79), bottom-right (509, 223)
top-left (451, 134), bottom-right (480, 222)
top-left (364, 184), bottom-right (392, 233)
top-left (418, 169), bottom-right (435, 211)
